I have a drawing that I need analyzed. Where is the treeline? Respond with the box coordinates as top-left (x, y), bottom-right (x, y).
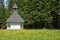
top-left (0, 0), bottom-right (60, 29)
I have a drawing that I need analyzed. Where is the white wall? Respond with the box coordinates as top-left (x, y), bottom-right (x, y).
top-left (7, 23), bottom-right (23, 29)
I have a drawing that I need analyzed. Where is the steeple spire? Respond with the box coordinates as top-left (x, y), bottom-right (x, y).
top-left (12, 4), bottom-right (18, 14)
top-left (13, 4), bottom-right (18, 9)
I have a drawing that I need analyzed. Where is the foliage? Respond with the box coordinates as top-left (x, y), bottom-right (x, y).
top-left (0, 3), bottom-right (7, 29)
top-left (0, 0), bottom-right (60, 29)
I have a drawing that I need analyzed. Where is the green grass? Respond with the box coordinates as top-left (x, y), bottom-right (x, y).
top-left (0, 29), bottom-right (60, 40)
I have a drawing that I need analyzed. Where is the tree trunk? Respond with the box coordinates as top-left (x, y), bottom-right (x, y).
top-left (44, 21), bottom-right (47, 28)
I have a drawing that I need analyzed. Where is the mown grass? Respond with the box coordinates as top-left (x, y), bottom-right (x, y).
top-left (0, 29), bottom-right (60, 40)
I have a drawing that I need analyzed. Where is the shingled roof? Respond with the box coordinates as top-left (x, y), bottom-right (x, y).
top-left (6, 4), bottom-right (24, 22)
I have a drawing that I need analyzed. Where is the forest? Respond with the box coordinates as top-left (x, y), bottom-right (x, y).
top-left (0, 0), bottom-right (60, 29)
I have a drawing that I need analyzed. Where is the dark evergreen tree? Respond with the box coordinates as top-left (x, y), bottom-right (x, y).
top-left (6, 0), bottom-right (60, 29)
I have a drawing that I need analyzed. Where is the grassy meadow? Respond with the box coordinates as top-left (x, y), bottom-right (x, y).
top-left (0, 29), bottom-right (60, 40)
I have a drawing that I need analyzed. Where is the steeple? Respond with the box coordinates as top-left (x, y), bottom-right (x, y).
top-left (6, 4), bottom-right (24, 22)
top-left (13, 4), bottom-right (18, 9)
top-left (13, 4), bottom-right (18, 14)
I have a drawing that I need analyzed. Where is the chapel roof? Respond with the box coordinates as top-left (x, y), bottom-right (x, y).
top-left (6, 4), bottom-right (24, 22)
